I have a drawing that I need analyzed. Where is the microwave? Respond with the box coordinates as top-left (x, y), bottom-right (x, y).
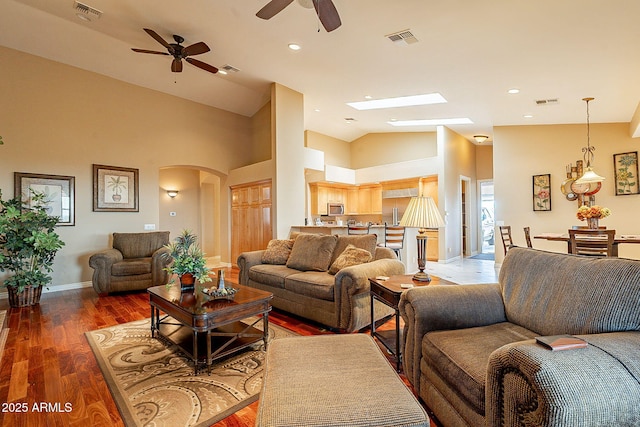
top-left (327, 203), bottom-right (344, 216)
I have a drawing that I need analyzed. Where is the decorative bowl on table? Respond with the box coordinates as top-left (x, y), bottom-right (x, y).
top-left (202, 286), bottom-right (238, 299)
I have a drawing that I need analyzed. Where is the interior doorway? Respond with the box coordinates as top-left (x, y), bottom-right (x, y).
top-left (479, 181), bottom-right (495, 257)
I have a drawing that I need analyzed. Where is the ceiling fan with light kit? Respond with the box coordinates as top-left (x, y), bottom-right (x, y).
top-left (257, 0), bottom-right (342, 32)
top-left (131, 28), bottom-right (218, 74)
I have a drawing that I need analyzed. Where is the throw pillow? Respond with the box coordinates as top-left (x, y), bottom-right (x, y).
top-left (261, 239), bottom-right (295, 265)
top-left (286, 234), bottom-right (339, 272)
top-left (329, 244), bottom-right (373, 275)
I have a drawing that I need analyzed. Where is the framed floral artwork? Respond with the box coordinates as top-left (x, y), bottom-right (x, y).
top-left (533, 174), bottom-right (551, 211)
top-left (613, 151), bottom-right (639, 196)
top-left (93, 164), bottom-right (139, 212)
top-left (14, 172), bottom-right (75, 226)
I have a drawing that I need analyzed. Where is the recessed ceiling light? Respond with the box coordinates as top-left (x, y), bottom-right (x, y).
top-left (288, 43), bottom-right (301, 51)
top-left (508, 88), bottom-right (520, 94)
top-left (523, 114), bottom-right (533, 118)
top-left (218, 69), bottom-right (228, 75)
top-left (364, 95), bottom-right (372, 99)
top-left (387, 118), bottom-right (473, 127)
top-left (347, 93), bottom-right (447, 110)
top-left (314, 109), bottom-right (320, 112)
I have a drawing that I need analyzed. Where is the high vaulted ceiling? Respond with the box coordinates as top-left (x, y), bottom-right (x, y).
top-left (2, 0), bottom-right (640, 143)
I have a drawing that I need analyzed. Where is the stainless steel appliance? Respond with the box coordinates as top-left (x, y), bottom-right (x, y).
top-left (327, 203), bottom-right (344, 216)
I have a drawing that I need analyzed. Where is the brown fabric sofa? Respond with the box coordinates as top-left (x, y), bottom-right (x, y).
top-left (400, 247), bottom-right (640, 427)
top-left (89, 231), bottom-right (171, 295)
top-left (238, 233), bottom-right (405, 332)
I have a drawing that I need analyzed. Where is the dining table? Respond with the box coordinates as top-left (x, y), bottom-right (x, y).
top-left (534, 232), bottom-right (640, 256)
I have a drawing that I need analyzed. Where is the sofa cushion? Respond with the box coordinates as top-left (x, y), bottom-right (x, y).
top-left (261, 239), bottom-right (295, 265)
top-left (284, 272), bottom-right (335, 301)
top-left (248, 264), bottom-right (300, 289)
top-left (329, 244), bottom-right (373, 275)
top-left (331, 234), bottom-right (378, 264)
top-left (111, 258), bottom-right (152, 276)
top-left (422, 322), bottom-right (536, 414)
top-left (287, 234), bottom-right (339, 272)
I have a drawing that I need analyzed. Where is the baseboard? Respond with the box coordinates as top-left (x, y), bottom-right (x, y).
top-left (0, 281), bottom-right (93, 300)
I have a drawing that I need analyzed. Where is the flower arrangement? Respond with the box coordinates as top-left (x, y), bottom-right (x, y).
top-left (576, 205), bottom-right (611, 221)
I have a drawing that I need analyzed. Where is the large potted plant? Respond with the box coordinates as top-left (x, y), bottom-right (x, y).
top-left (0, 190), bottom-right (65, 307)
top-left (163, 229), bottom-right (212, 291)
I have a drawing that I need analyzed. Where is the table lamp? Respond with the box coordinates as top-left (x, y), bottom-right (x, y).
top-left (399, 195), bottom-right (445, 282)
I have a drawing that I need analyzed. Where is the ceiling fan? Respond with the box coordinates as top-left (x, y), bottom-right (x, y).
top-left (257, 0), bottom-right (342, 32)
top-left (131, 28), bottom-right (218, 74)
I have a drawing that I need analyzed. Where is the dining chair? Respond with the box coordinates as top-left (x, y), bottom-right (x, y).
top-left (523, 227), bottom-right (533, 248)
top-left (499, 225), bottom-right (514, 253)
top-left (568, 229), bottom-right (616, 257)
top-left (377, 223), bottom-right (405, 260)
top-left (347, 224), bottom-right (371, 235)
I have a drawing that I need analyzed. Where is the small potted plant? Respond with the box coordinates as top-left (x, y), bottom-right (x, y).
top-left (163, 229), bottom-right (212, 291)
top-left (0, 190), bottom-right (65, 307)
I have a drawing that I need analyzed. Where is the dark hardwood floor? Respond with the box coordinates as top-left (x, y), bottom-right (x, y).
top-left (0, 268), bottom-right (439, 427)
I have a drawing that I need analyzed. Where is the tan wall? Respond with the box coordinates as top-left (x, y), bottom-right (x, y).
top-left (350, 132), bottom-right (437, 169)
top-left (305, 130), bottom-right (351, 168)
top-left (0, 46), bottom-right (253, 288)
top-left (494, 123), bottom-right (640, 262)
top-left (250, 101), bottom-right (272, 164)
top-left (476, 145), bottom-right (494, 180)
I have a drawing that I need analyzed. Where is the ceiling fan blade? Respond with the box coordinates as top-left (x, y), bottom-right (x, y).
top-left (314, 0), bottom-right (341, 32)
top-left (185, 58), bottom-right (218, 74)
top-left (256, 0), bottom-right (294, 19)
top-left (131, 48), bottom-right (170, 56)
top-left (144, 28), bottom-right (172, 49)
top-left (171, 58), bottom-right (183, 73)
top-left (183, 42), bottom-right (210, 57)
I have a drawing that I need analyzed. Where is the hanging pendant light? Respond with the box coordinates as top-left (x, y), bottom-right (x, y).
top-left (575, 97), bottom-right (605, 184)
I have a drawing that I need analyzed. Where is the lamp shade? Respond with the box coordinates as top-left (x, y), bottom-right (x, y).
top-left (399, 196), bottom-right (445, 229)
top-left (574, 167), bottom-right (605, 184)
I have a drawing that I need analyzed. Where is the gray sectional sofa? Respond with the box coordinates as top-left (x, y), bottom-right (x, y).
top-left (238, 233), bottom-right (405, 332)
top-left (400, 246), bottom-right (640, 427)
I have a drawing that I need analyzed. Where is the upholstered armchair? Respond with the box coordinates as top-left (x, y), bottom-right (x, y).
top-left (89, 231), bottom-right (171, 295)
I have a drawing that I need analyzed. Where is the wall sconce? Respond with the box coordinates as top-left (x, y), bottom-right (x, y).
top-left (167, 190), bottom-right (179, 198)
top-left (473, 135), bottom-right (489, 144)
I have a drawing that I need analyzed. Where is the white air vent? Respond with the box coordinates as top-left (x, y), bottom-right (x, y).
top-left (221, 64), bottom-right (240, 73)
top-left (385, 29), bottom-right (418, 45)
top-left (535, 98), bottom-right (559, 105)
top-left (73, 1), bottom-right (103, 19)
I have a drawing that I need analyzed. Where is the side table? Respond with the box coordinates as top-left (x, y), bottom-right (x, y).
top-left (369, 274), bottom-right (455, 371)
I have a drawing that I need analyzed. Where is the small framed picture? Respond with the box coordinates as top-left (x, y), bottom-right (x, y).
top-left (14, 172), bottom-right (75, 226)
top-left (533, 174), bottom-right (551, 211)
top-left (613, 152), bottom-right (639, 196)
top-left (93, 164), bottom-right (139, 212)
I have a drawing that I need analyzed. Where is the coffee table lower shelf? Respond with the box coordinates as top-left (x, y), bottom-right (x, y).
top-left (153, 316), bottom-right (266, 375)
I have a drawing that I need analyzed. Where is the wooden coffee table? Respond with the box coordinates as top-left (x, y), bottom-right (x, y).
top-left (148, 283), bottom-right (273, 375)
top-left (370, 274), bottom-right (456, 371)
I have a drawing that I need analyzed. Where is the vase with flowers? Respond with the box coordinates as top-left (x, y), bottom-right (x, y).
top-left (576, 205), bottom-right (611, 229)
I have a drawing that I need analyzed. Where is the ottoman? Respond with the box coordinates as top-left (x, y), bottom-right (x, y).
top-left (256, 334), bottom-right (429, 427)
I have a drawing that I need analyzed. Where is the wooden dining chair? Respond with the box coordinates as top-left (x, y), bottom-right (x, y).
top-left (377, 223), bottom-right (405, 260)
top-left (523, 227), bottom-right (533, 248)
top-left (347, 224), bottom-right (370, 235)
top-left (499, 225), bottom-right (514, 253)
top-left (568, 229), bottom-right (616, 257)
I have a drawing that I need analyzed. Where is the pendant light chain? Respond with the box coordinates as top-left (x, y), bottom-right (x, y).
top-left (582, 97), bottom-right (595, 167)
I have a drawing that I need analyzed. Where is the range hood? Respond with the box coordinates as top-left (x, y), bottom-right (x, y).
top-left (382, 188), bottom-right (419, 199)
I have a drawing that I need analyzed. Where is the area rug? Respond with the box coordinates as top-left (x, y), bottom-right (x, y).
top-left (86, 317), bottom-right (297, 427)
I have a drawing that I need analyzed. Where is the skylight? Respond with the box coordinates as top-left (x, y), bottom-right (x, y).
top-left (347, 93), bottom-right (447, 110)
top-left (387, 118), bottom-right (473, 127)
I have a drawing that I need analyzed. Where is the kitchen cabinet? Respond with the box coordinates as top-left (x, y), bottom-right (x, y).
top-left (310, 183), bottom-right (382, 215)
top-left (310, 183), bottom-right (347, 215)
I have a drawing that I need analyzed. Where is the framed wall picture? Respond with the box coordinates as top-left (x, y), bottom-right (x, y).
top-left (613, 151), bottom-right (639, 196)
top-left (93, 164), bottom-right (139, 212)
top-left (532, 174), bottom-right (551, 211)
top-left (14, 172), bottom-right (75, 226)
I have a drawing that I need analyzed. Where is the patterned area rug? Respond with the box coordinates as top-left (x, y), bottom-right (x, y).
top-left (86, 317), bottom-right (297, 427)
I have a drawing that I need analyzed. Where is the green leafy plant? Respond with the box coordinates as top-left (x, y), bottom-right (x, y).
top-left (163, 229), bottom-right (212, 284)
top-left (0, 190), bottom-right (65, 293)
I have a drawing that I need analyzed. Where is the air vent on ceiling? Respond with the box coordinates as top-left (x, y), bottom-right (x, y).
top-left (535, 98), bottom-right (559, 105)
top-left (385, 29), bottom-right (418, 45)
top-left (73, 1), bottom-right (103, 20)
top-left (221, 64), bottom-right (240, 73)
